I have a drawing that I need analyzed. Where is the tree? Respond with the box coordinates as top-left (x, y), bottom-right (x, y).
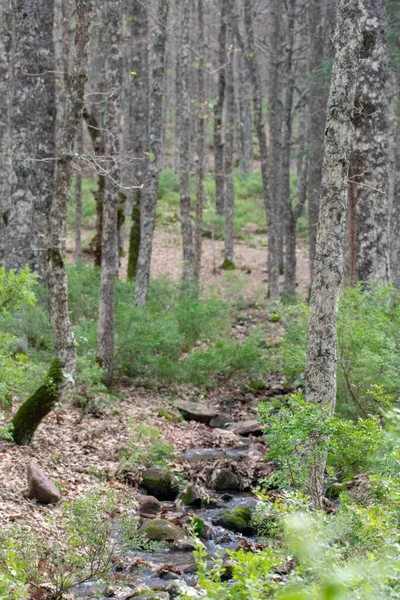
top-left (5, 0), bottom-right (56, 279)
top-left (12, 0), bottom-right (93, 445)
top-left (194, 0), bottom-right (207, 281)
top-left (236, 49), bottom-right (253, 175)
top-left (307, 0), bottom-right (329, 280)
top-left (179, 0), bottom-right (195, 283)
top-left (214, 0), bottom-right (228, 217)
top-left (348, 0), bottom-right (390, 285)
top-left (223, 34), bottom-right (235, 269)
top-left (305, 0), bottom-right (365, 508)
top-left (0, 0), bottom-right (13, 267)
top-left (126, 0), bottom-right (149, 281)
top-left (96, 0), bottom-right (122, 387)
top-left (134, 0), bottom-right (170, 306)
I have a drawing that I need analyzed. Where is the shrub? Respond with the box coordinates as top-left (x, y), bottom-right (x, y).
top-left (279, 284), bottom-right (400, 417)
top-left (119, 421), bottom-right (176, 470)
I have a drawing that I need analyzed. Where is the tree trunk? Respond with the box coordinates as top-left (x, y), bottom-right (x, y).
top-left (5, 0), bottom-right (56, 279)
top-left (236, 50), bottom-right (253, 175)
top-left (214, 0), bottom-right (227, 216)
top-left (83, 107), bottom-right (106, 268)
top-left (268, 0), bottom-right (283, 273)
top-left (0, 0), bottom-right (13, 267)
top-left (12, 0), bottom-right (93, 446)
top-left (282, 0), bottom-right (297, 298)
top-left (126, 0), bottom-right (149, 281)
top-left (307, 0), bottom-right (329, 280)
top-left (349, 0), bottom-right (390, 285)
top-left (179, 0), bottom-right (194, 283)
top-left (134, 0), bottom-right (169, 306)
top-left (223, 35), bottom-right (235, 268)
top-left (75, 116), bottom-right (83, 261)
top-left (305, 0), bottom-right (364, 508)
top-left (236, 0), bottom-right (280, 301)
top-left (96, 0), bottom-right (122, 387)
top-left (194, 0), bottom-right (206, 281)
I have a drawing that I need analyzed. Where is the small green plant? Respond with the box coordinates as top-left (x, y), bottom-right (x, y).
top-left (119, 421), bottom-right (176, 470)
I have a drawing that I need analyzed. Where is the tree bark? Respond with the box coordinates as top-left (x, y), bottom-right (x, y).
top-left (235, 0), bottom-right (280, 301)
top-left (307, 0), bottom-right (329, 280)
top-left (0, 0), bottom-right (13, 267)
top-left (134, 0), bottom-right (169, 306)
top-left (194, 0), bottom-right (206, 281)
top-left (391, 77), bottom-right (400, 290)
top-left (214, 0), bottom-right (227, 216)
top-left (5, 0), bottom-right (56, 279)
top-left (179, 0), bottom-right (194, 283)
top-left (305, 0), bottom-right (364, 508)
top-left (96, 0), bottom-right (122, 387)
top-left (126, 0), bottom-right (149, 281)
top-left (348, 0), bottom-right (390, 285)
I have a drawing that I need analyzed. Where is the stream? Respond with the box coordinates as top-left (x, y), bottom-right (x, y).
top-left (74, 492), bottom-right (259, 599)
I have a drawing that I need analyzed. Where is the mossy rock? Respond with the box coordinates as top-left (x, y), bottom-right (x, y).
top-left (137, 519), bottom-right (186, 542)
top-left (157, 407), bottom-right (183, 423)
top-left (220, 259), bottom-right (236, 271)
top-left (141, 468), bottom-right (179, 501)
top-left (178, 484), bottom-right (219, 508)
top-left (326, 482), bottom-right (346, 501)
top-left (213, 505), bottom-right (255, 535)
top-left (210, 468), bottom-right (239, 491)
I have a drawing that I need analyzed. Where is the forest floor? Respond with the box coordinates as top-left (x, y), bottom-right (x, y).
top-left (0, 221), bottom-right (310, 597)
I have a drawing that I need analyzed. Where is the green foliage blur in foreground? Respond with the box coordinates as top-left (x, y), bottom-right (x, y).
top-left (190, 409), bottom-right (400, 600)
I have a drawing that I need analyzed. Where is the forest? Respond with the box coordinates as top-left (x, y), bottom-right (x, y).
top-left (0, 0), bottom-right (400, 598)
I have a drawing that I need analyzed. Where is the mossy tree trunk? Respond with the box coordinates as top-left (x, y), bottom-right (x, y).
top-left (11, 360), bottom-right (63, 446)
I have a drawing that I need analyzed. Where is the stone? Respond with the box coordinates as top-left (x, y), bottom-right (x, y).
top-left (212, 504), bottom-right (255, 535)
top-left (136, 494), bottom-right (161, 515)
top-left (209, 413), bottom-right (233, 428)
top-left (141, 468), bottom-right (179, 501)
top-left (210, 468), bottom-right (239, 491)
top-left (133, 593), bottom-right (170, 600)
top-left (174, 399), bottom-right (219, 424)
top-left (166, 580), bottom-right (203, 598)
top-left (221, 558), bottom-right (235, 581)
top-left (137, 519), bottom-right (187, 543)
top-left (27, 462), bottom-right (60, 504)
top-left (177, 484), bottom-right (219, 508)
top-left (232, 420), bottom-right (263, 437)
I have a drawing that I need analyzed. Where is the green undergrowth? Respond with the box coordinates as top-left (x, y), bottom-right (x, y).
top-left (0, 264), bottom-right (270, 406)
top-left (276, 283), bottom-right (400, 418)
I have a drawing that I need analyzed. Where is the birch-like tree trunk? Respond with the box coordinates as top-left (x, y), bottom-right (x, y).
top-left (96, 0), bottom-right (122, 387)
top-left (179, 0), bottom-right (194, 283)
top-left (307, 0), bottom-right (328, 280)
top-left (126, 0), bottom-right (149, 281)
top-left (348, 0), bottom-right (390, 285)
top-left (306, 0), bottom-right (364, 508)
top-left (0, 0), bottom-right (13, 267)
top-left (134, 0), bottom-right (169, 306)
top-left (214, 0), bottom-right (227, 216)
top-left (223, 36), bottom-right (235, 268)
top-left (235, 0), bottom-right (280, 301)
top-left (5, 0), bottom-right (56, 278)
top-left (12, 0), bottom-right (92, 447)
top-left (194, 0), bottom-right (206, 281)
